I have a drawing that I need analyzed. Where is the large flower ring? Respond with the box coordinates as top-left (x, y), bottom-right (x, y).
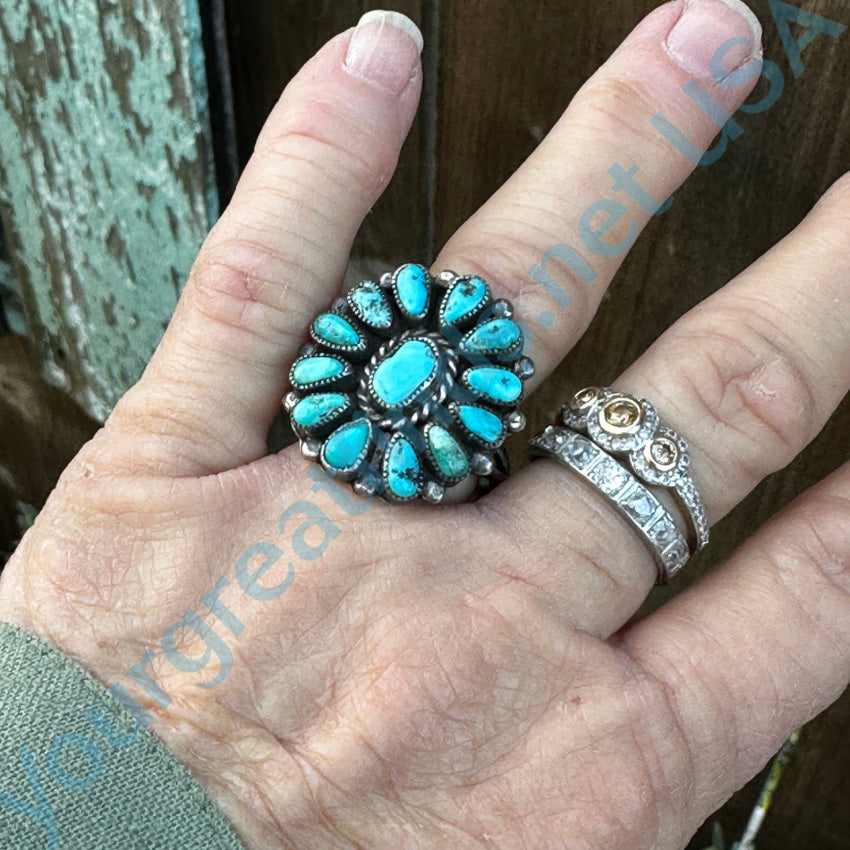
top-left (284, 264), bottom-right (534, 503)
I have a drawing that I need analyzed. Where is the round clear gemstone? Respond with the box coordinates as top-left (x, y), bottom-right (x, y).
top-left (601, 397), bottom-right (642, 433)
top-left (649, 518), bottom-right (677, 546)
top-left (664, 540), bottom-right (689, 565)
top-left (624, 490), bottom-right (655, 520)
top-left (590, 461), bottom-right (628, 494)
top-left (647, 437), bottom-right (679, 471)
top-left (570, 386), bottom-right (601, 412)
top-left (538, 428), bottom-right (563, 452)
top-left (565, 439), bottom-right (595, 467)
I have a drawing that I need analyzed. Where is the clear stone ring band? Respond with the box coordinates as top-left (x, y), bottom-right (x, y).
top-left (528, 387), bottom-right (709, 583)
top-left (529, 426), bottom-right (691, 583)
top-left (284, 264), bottom-right (534, 504)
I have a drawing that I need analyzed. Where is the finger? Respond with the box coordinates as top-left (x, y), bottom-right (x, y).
top-left (619, 459), bottom-right (850, 827)
top-left (616, 172), bottom-right (850, 522)
top-left (479, 169), bottom-right (850, 636)
top-left (434, 0), bottom-right (763, 384)
top-left (109, 12), bottom-right (423, 474)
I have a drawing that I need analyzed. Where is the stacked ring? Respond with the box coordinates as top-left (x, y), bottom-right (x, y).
top-left (529, 387), bottom-right (709, 583)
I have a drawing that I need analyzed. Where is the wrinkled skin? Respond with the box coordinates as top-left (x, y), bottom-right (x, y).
top-left (2, 3), bottom-right (849, 848)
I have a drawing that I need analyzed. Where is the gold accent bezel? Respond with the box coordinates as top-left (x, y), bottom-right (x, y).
top-left (598, 396), bottom-right (644, 435)
top-left (644, 436), bottom-right (680, 472)
top-left (569, 386), bottom-right (603, 413)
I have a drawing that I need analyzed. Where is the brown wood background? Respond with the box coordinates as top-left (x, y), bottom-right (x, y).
top-left (0, 0), bottom-right (847, 846)
top-left (225, 1), bottom-right (850, 846)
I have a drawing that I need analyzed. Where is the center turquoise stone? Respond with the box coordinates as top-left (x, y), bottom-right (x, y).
top-left (371, 338), bottom-right (439, 408)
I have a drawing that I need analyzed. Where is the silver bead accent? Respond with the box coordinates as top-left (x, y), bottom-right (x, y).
top-left (470, 453), bottom-right (494, 475)
top-left (507, 411), bottom-right (526, 432)
top-left (492, 299), bottom-right (513, 319)
top-left (300, 439), bottom-right (321, 459)
top-left (423, 481), bottom-right (446, 504)
top-left (353, 479), bottom-right (377, 498)
top-left (515, 357), bottom-right (535, 380)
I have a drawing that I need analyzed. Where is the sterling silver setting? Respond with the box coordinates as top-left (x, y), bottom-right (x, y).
top-left (285, 263), bottom-right (533, 504)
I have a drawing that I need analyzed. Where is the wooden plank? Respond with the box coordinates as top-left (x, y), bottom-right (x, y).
top-left (433, 0), bottom-right (850, 564)
top-left (434, 0), bottom-right (646, 247)
top-left (0, 0), bottom-right (218, 420)
top-left (0, 336), bottom-right (97, 563)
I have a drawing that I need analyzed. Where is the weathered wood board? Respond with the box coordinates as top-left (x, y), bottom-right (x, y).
top-left (0, 0), bottom-right (218, 420)
top-left (224, 0), bottom-right (431, 266)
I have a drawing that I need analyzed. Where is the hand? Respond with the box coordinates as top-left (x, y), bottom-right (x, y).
top-left (2, 4), bottom-right (848, 848)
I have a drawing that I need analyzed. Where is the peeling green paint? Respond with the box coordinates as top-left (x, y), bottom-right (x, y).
top-left (0, 224), bottom-right (27, 336)
top-left (0, 0), bottom-right (218, 420)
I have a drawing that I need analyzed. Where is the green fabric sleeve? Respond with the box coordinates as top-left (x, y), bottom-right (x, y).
top-left (0, 621), bottom-right (247, 850)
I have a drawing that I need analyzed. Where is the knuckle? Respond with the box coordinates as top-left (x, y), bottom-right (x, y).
top-left (472, 474), bottom-right (655, 624)
top-left (441, 228), bottom-right (596, 363)
top-left (572, 74), bottom-right (663, 142)
top-left (256, 95), bottom-right (397, 197)
top-left (662, 307), bottom-right (819, 478)
top-left (185, 249), bottom-right (313, 344)
top-left (347, 596), bottom-right (544, 782)
top-left (627, 657), bottom-right (729, 833)
top-left (109, 384), bottom-right (234, 464)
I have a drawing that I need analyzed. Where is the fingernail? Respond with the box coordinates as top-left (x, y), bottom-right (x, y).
top-left (665, 0), bottom-right (763, 79)
top-left (344, 10), bottom-right (423, 93)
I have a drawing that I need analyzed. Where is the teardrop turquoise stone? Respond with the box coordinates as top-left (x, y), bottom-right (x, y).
top-left (427, 426), bottom-right (469, 480)
top-left (292, 393), bottom-right (348, 428)
top-left (372, 339), bottom-right (437, 407)
top-left (394, 264), bottom-right (429, 317)
top-left (349, 282), bottom-right (392, 330)
top-left (458, 405), bottom-right (504, 444)
top-left (465, 367), bottom-right (522, 403)
top-left (385, 437), bottom-right (420, 499)
top-left (440, 276), bottom-right (489, 325)
top-left (291, 356), bottom-right (346, 388)
top-left (322, 420), bottom-right (371, 471)
top-left (312, 313), bottom-right (361, 348)
top-left (462, 319), bottom-right (521, 355)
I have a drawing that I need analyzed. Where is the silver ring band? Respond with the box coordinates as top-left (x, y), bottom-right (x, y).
top-left (528, 426), bottom-right (690, 583)
top-left (561, 387), bottom-right (709, 553)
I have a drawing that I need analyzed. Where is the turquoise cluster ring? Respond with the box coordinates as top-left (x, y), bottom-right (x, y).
top-left (284, 264), bottom-right (534, 504)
